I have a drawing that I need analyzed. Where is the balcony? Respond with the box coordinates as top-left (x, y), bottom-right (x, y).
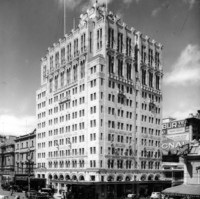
top-left (109, 73), bottom-right (134, 85)
top-left (61, 59), bottom-right (66, 66)
top-left (59, 95), bottom-right (71, 104)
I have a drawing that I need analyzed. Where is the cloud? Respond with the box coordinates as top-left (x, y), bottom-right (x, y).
top-left (164, 108), bottom-right (200, 120)
top-left (123, 0), bottom-right (133, 4)
top-left (152, 7), bottom-right (162, 17)
top-left (183, 0), bottom-right (196, 10)
top-left (152, 1), bottom-right (170, 17)
top-left (164, 44), bottom-right (200, 85)
top-left (58, 0), bottom-right (84, 10)
top-left (0, 114), bottom-right (36, 136)
top-left (81, 0), bottom-right (113, 12)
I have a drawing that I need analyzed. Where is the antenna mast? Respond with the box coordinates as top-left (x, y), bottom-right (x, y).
top-left (64, 0), bottom-right (66, 35)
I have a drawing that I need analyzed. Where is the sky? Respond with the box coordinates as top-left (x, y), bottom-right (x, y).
top-left (0, 0), bottom-right (199, 136)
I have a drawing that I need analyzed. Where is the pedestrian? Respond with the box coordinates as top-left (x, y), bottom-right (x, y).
top-left (10, 185), bottom-right (14, 196)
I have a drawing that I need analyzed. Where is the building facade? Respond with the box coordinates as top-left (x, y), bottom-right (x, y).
top-left (0, 135), bottom-right (16, 183)
top-left (162, 141), bottom-right (200, 198)
top-left (36, 3), bottom-right (163, 193)
top-left (161, 110), bottom-right (200, 186)
top-left (15, 129), bottom-right (36, 181)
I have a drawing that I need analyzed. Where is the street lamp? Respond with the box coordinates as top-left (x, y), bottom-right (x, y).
top-left (25, 148), bottom-right (33, 198)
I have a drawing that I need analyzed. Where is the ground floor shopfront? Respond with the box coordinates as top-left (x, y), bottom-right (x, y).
top-left (0, 171), bottom-right (15, 184)
top-left (50, 180), bottom-right (171, 199)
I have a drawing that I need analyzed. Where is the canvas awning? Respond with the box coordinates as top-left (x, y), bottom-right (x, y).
top-left (162, 184), bottom-right (200, 197)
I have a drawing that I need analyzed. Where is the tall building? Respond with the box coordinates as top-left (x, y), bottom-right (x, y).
top-left (36, 3), bottom-right (164, 195)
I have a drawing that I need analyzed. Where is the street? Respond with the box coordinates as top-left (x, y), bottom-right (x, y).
top-left (0, 186), bottom-right (27, 199)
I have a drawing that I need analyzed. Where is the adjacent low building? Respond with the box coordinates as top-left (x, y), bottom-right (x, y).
top-left (161, 111), bottom-right (200, 186)
top-left (0, 135), bottom-right (16, 184)
top-left (14, 129), bottom-right (36, 184)
top-left (162, 140), bottom-right (200, 198)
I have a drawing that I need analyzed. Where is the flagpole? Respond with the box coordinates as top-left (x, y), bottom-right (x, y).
top-left (106, 0), bottom-right (108, 12)
top-left (64, 0), bottom-right (66, 35)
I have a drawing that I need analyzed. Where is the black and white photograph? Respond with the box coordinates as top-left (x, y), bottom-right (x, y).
top-left (0, 0), bottom-right (200, 198)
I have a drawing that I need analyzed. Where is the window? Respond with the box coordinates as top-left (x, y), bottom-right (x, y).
top-left (49, 79), bottom-right (53, 93)
top-left (155, 51), bottom-right (160, 67)
top-left (127, 63), bottom-right (132, 79)
top-left (108, 28), bottom-right (114, 48)
top-left (61, 72), bottom-right (64, 87)
top-left (80, 61), bottom-right (85, 78)
top-left (141, 45), bottom-right (146, 63)
top-left (149, 48), bottom-right (153, 66)
top-left (67, 43), bottom-right (72, 61)
top-left (156, 75), bottom-right (160, 90)
top-left (61, 48), bottom-right (65, 65)
top-left (117, 32), bottom-right (123, 53)
top-left (142, 69), bottom-right (146, 85)
top-left (118, 59), bottom-right (123, 77)
top-left (55, 75), bottom-right (58, 90)
top-left (108, 55), bottom-right (114, 74)
top-left (50, 56), bottom-right (53, 70)
top-left (97, 28), bottom-right (102, 50)
top-left (81, 33), bottom-right (86, 53)
top-left (55, 52), bottom-right (59, 68)
top-left (126, 37), bottom-right (131, 56)
top-left (149, 72), bottom-right (153, 87)
top-left (74, 38), bottom-right (79, 57)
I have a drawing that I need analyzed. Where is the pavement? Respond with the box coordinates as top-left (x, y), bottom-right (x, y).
top-left (0, 187), bottom-right (27, 199)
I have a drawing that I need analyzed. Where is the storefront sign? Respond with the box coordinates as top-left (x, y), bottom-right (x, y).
top-left (15, 176), bottom-right (28, 181)
top-left (162, 120), bottom-right (186, 130)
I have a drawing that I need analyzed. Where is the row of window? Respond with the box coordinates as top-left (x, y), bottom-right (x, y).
top-left (49, 61), bottom-right (85, 92)
top-left (108, 28), bottom-right (160, 66)
top-left (108, 107), bottom-right (133, 119)
top-left (141, 161), bottom-right (160, 170)
top-left (37, 101), bottom-right (46, 109)
top-left (141, 150), bottom-right (161, 158)
top-left (141, 115), bottom-right (161, 124)
top-left (37, 91), bottom-right (46, 100)
top-left (141, 139), bottom-right (161, 147)
top-left (108, 80), bottom-right (134, 94)
top-left (141, 127), bottom-right (161, 136)
top-left (142, 69), bottom-right (160, 90)
top-left (108, 120), bottom-right (132, 131)
top-left (16, 140), bottom-right (34, 149)
top-left (48, 32), bottom-right (86, 68)
top-left (142, 92), bottom-right (161, 103)
top-left (141, 103), bottom-right (161, 113)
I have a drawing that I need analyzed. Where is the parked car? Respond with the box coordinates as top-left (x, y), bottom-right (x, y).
top-left (150, 192), bottom-right (161, 199)
top-left (0, 195), bottom-right (9, 199)
top-left (126, 193), bottom-right (136, 199)
top-left (1, 184), bottom-right (10, 191)
top-left (13, 185), bottom-right (23, 192)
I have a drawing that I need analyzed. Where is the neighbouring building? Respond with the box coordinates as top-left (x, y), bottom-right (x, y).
top-left (35, 2), bottom-right (166, 197)
top-left (161, 110), bottom-right (200, 186)
top-left (0, 135), bottom-right (16, 184)
top-left (14, 129), bottom-right (36, 184)
top-left (162, 141), bottom-right (200, 198)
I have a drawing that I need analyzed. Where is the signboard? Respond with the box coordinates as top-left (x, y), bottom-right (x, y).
top-left (15, 176), bottom-right (28, 181)
top-left (162, 119), bottom-right (190, 155)
top-left (162, 120), bottom-right (186, 130)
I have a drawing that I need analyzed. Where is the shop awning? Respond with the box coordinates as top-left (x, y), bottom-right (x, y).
top-left (162, 184), bottom-right (200, 197)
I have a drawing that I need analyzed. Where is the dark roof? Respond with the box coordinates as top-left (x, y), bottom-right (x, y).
top-left (162, 184), bottom-right (200, 197)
